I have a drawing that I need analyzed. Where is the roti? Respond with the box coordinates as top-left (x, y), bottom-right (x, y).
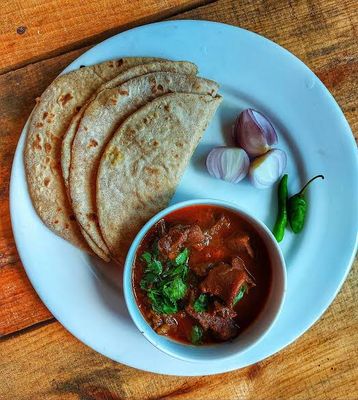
top-left (97, 93), bottom-right (222, 263)
top-left (69, 72), bottom-right (219, 260)
top-left (61, 61), bottom-right (198, 188)
top-left (24, 57), bottom-right (161, 256)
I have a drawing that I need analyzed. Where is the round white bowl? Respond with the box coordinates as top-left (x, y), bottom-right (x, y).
top-left (123, 199), bottom-right (287, 362)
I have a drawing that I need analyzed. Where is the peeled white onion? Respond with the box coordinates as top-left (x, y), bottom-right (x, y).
top-left (206, 147), bottom-right (249, 183)
top-left (235, 109), bottom-right (278, 157)
top-left (249, 149), bottom-right (287, 189)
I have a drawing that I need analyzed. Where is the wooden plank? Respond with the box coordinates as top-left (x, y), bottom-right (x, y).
top-left (0, 0), bottom-right (213, 74)
top-left (0, 263), bottom-right (356, 399)
top-left (0, 261), bottom-right (53, 337)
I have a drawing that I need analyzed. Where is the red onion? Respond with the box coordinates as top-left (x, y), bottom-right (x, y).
top-left (234, 109), bottom-right (278, 157)
top-left (206, 147), bottom-right (249, 183)
top-left (249, 149), bottom-right (287, 189)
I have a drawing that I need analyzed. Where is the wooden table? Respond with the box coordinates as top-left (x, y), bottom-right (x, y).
top-left (0, 0), bottom-right (357, 398)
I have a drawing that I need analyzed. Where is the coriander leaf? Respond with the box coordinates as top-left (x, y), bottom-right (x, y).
top-left (163, 263), bottom-right (188, 280)
top-left (191, 325), bottom-right (203, 345)
top-left (163, 276), bottom-right (187, 301)
top-left (141, 252), bottom-right (152, 263)
top-left (193, 294), bottom-right (209, 312)
top-left (233, 284), bottom-right (247, 306)
top-left (175, 248), bottom-right (189, 265)
top-left (146, 259), bottom-right (163, 275)
top-left (161, 300), bottom-right (178, 314)
top-left (148, 291), bottom-right (178, 314)
top-left (140, 272), bottom-right (158, 290)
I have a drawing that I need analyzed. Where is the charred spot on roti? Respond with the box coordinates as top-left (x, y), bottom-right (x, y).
top-left (44, 143), bottom-right (52, 153)
top-left (36, 122), bottom-right (44, 128)
top-left (57, 207), bottom-right (62, 212)
top-left (119, 89), bottom-right (129, 95)
top-left (176, 142), bottom-right (184, 148)
top-left (152, 140), bottom-right (159, 147)
top-left (33, 134), bottom-right (42, 150)
top-left (109, 97), bottom-right (117, 105)
top-left (69, 215), bottom-right (76, 221)
top-left (44, 177), bottom-right (50, 187)
top-left (88, 139), bottom-right (98, 148)
top-left (59, 93), bottom-right (74, 106)
top-left (65, 223), bottom-right (69, 229)
top-left (117, 59), bottom-right (124, 67)
top-left (45, 112), bottom-right (55, 123)
top-left (42, 111), bottom-right (48, 120)
top-left (164, 104), bottom-right (170, 111)
top-left (75, 106), bottom-right (82, 112)
top-left (145, 166), bottom-right (159, 175)
top-left (54, 220), bottom-right (59, 224)
top-left (45, 157), bottom-right (50, 164)
top-left (87, 213), bottom-right (98, 222)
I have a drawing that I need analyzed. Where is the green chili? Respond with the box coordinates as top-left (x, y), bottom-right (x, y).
top-left (288, 174), bottom-right (324, 233)
top-left (273, 174), bottom-right (288, 242)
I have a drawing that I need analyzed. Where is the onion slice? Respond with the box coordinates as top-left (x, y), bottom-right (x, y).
top-left (206, 147), bottom-right (249, 183)
top-left (235, 109), bottom-right (278, 157)
top-left (249, 149), bottom-right (287, 189)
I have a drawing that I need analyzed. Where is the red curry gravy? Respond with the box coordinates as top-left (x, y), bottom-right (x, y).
top-left (132, 205), bottom-right (272, 345)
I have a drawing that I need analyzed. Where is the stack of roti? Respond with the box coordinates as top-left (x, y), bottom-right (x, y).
top-left (25, 57), bottom-right (222, 263)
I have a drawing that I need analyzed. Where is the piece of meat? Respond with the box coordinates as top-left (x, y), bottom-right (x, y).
top-left (227, 233), bottom-right (254, 258)
top-left (186, 303), bottom-right (238, 341)
top-left (190, 262), bottom-right (214, 277)
top-left (147, 310), bottom-right (164, 330)
top-left (158, 224), bottom-right (206, 259)
top-left (156, 218), bottom-right (167, 237)
top-left (207, 214), bottom-right (231, 237)
top-left (200, 259), bottom-right (254, 306)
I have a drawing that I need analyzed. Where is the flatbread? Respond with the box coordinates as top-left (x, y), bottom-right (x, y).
top-left (97, 93), bottom-right (222, 263)
top-left (24, 57), bottom-right (160, 255)
top-left (69, 72), bottom-right (219, 260)
top-left (61, 61), bottom-right (198, 188)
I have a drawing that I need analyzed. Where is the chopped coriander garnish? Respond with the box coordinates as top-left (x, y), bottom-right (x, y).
top-left (191, 325), bottom-right (203, 345)
top-left (193, 293), bottom-right (209, 312)
top-left (140, 247), bottom-right (190, 315)
top-left (233, 284), bottom-right (247, 306)
top-left (175, 248), bottom-right (189, 265)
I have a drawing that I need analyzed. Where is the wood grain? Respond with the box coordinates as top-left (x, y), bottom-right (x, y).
top-left (0, 0), bottom-right (213, 74)
top-left (0, 0), bottom-right (357, 397)
top-left (0, 263), bottom-right (356, 400)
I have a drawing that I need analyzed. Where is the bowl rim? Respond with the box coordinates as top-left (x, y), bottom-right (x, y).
top-left (123, 198), bottom-right (287, 362)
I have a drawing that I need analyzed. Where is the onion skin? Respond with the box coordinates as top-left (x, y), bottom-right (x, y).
top-left (206, 147), bottom-right (250, 184)
top-left (249, 149), bottom-right (287, 189)
top-left (235, 109), bottom-right (278, 158)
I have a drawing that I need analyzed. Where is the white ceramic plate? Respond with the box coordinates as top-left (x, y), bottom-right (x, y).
top-left (10, 20), bottom-right (357, 376)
